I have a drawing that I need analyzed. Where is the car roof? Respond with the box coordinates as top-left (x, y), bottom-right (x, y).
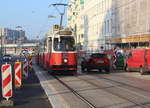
top-left (3, 54), bottom-right (11, 56)
top-left (91, 53), bottom-right (107, 55)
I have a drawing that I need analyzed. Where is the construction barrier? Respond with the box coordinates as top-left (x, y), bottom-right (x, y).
top-left (23, 60), bottom-right (28, 79)
top-left (112, 55), bottom-right (117, 70)
top-left (14, 61), bottom-right (22, 87)
top-left (28, 56), bottom-right (32, 71)
top-left (1, 64), bottom-right (12, 100)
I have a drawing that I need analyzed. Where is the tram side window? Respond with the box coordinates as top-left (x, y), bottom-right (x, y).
top-left (54, 38), bottom-right (59, 50)
top-left (48, 37), bottom-right (52, 53)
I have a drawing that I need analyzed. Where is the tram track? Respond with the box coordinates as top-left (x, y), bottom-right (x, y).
top-left (52, 75), bottom-right (97, 108)
top-left (52, 74), bottom-right (150, 108)
top-left (99, 74), bottom-right (150, 94)
top-left (77, 75), bottom-right (150, 108)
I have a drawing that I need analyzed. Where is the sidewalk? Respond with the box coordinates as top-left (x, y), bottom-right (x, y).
top-left (0, 68), bottom-right (52, 108)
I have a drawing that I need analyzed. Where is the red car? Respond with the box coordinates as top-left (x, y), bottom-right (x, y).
top-left (81, 53), bottom-right (110, 73)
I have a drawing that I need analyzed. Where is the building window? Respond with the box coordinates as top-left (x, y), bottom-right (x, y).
top-left (73, 12), bottom-right (75, 15)
top-left (105, 21), bottom-right (106, 34)
top-left (107, 20), bottom-right (109, 33)
top-left (110, 19), bottom-right (112, 33)
top-left (81, 34), bottom-right (84, 38)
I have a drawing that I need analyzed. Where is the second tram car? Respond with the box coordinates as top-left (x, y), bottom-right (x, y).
top-left (40, 27), bottom-right (77, 74)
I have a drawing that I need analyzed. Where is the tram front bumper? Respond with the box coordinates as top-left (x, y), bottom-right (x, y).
top-left (52, 65), bottom-right (77, 71)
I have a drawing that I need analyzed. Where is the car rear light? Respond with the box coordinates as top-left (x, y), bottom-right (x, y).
top-left (104, 59), bottom-right (109, 64)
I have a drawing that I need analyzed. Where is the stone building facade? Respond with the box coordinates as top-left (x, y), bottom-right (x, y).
top-left (68, 0), bottom-right (150, 53)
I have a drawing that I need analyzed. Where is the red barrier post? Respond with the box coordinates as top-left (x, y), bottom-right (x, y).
top-left (14, 62), bottom-right (22, 87)
top-left (28, 56), bottom-right (32, 71)
top-left (1, 64), bottom-right (12, 100)
top-left (23, 60), bottom-right (28, 79)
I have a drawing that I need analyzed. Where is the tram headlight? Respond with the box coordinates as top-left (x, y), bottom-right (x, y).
top-left (63, 58), bottom-right (68, 63)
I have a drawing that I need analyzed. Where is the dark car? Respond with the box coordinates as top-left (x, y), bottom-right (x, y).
top-left (81, 53), bottom-right (110, 73)
top-left (2, 54), bottom-right (12, 63)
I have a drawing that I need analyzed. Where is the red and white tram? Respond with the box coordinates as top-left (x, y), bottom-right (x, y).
top-left (38, 27), bottom-right (77, 74)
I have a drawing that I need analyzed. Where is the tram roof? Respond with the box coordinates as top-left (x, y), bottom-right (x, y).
top-left (46, 27), bottom-right (73, 38)
top-left (56, 31), bottom-right (72, 35)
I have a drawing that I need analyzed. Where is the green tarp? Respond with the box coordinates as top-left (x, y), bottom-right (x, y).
top-left (80, 0), bottom-right (84, 4)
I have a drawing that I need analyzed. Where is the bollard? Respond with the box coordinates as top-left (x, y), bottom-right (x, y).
top-left (23, 59), bottom-right (28, 79)
top-left (14, 61), bottom-right (22, 87)
top-left (0, 63), bottom-right (14, 106)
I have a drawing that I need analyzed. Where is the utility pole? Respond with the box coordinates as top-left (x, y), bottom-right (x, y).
top-left (0, 30), bottom-right (3, 57)
top-left (74, 24), bottom-right (78, 51)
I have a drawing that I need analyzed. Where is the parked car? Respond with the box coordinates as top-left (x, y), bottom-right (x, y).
top-left (81, 53), bottom-right (110, 73)
top-left (125, 48), bottom-right (150, 75)
top-left (2, 54), bottom-right (12, 63)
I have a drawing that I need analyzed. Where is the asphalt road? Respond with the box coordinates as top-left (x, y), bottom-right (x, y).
top-left (34, 64), bottom-right (150, 108)
top-left (0, 59), bottom-right (52, 108)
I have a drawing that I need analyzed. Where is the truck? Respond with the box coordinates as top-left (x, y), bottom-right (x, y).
top-left (125, 48), bottom-right (150, 75)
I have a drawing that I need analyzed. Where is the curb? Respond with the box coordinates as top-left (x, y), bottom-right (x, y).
top-left (33, 65), bottom-right (69, 108)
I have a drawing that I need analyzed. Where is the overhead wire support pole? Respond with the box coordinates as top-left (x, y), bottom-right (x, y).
top-left (0, 33), bottom-right (3, 57)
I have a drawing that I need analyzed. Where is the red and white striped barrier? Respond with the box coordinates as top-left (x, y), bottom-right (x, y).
top-left (28, 57), bottom-right (32, 70)
top-left (1, 64), bottom-right (12, 100)
top-left (14, 62), bottom-right (22, 87)
top-left (112, 55), bottom-right (116, 70)
top-left (23, 60), bottom-right (28, 79)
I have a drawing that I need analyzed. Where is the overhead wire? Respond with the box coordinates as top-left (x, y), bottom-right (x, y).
top-left (36, 0), bottom-right (69, 39)
top-left (36, 6), bottom-right (56, 39)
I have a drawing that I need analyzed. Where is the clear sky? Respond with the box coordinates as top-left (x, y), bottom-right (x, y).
top-left (0, 0), bottom-right (70, 39)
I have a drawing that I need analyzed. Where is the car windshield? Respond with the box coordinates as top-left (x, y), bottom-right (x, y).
top-left (3, 55), bottom-right (11, 58)
top-left (2, 55), bottom-right (12, 61)
top-left (54, 36), bottom-right (76, 51)
top-left (91, 54), bottom-right (107, 58)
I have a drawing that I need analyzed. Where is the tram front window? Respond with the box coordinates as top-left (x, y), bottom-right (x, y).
top-left (54, 36), bottom-right (76, 51)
